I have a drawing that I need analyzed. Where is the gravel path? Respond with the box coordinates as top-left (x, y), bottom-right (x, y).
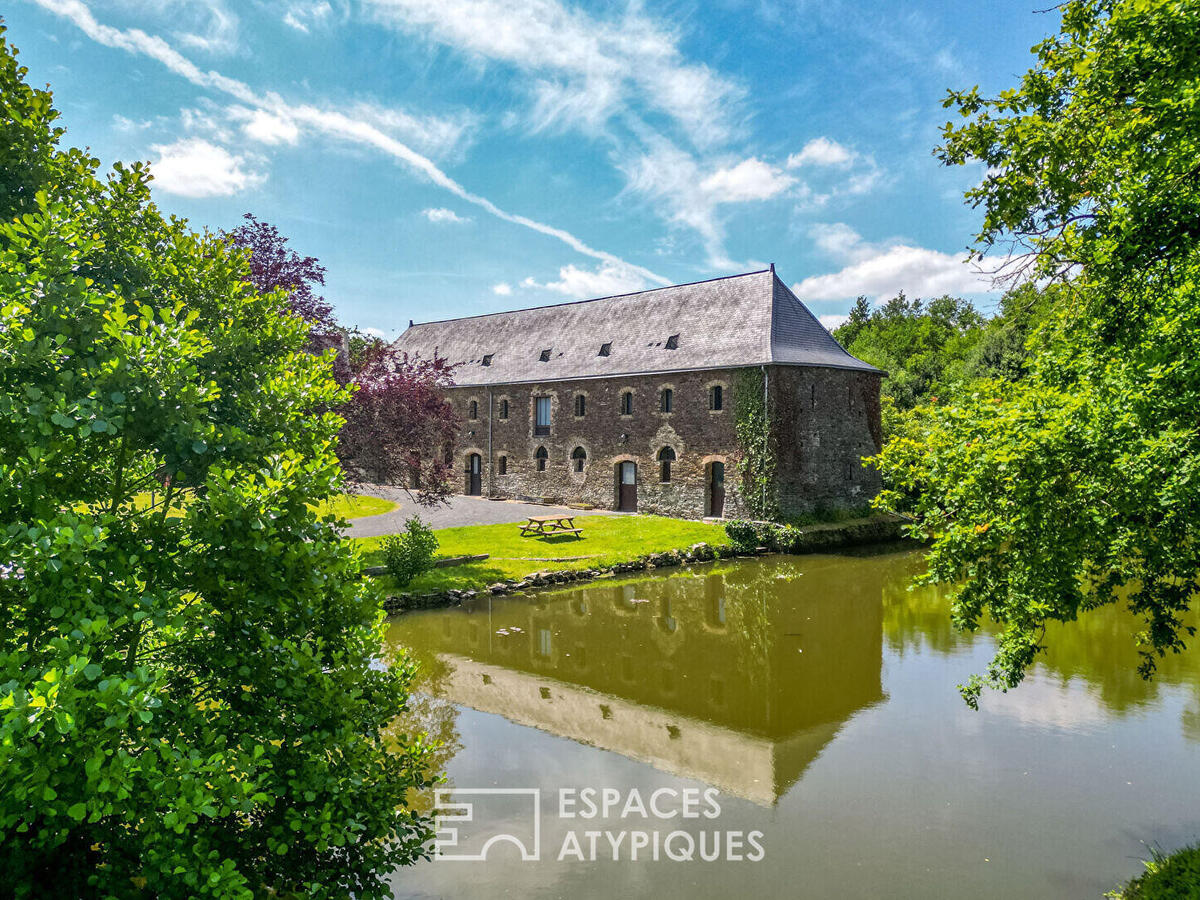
top-left (343, 485), bottom-right (624, 539)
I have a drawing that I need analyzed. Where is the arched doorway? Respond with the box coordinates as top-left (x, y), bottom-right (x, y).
top-left (467, 453), bottom-right (482, 496)
top-left (616, 461), bottom-right (637, 512)
top-left (706, 461), bottom-right (725, 517)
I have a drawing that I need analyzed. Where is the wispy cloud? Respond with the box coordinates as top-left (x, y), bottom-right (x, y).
top-left (522, 260), bottom-right (651, 299)
top-left (33, 0), bottom-right (668, 286)
top-left (423, 207), bottom-right (470, 224)
top-left (148, 137), bottom-right (265, 197)
top-left (786, 137), bottom-right (853, 168)
top-left (793, 223), bottom-right (997, 301)
top-left (620, 139), bottom-right (795, 269)
top-left (282, 1), bottom-right (336, 33)
top-left (491, 282), bottom-right (512, 296)
top-left (361, 0), bottom-right (745, 148)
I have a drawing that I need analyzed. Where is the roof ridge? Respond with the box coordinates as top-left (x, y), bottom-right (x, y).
top-left (400, 268), bottom-right (773, 332)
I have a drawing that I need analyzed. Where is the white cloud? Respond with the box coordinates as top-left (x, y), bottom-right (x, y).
top-left (819, 313), bottom-right (848, 331)
top-left (112, 113), bottom-right (152, 131)
top-left (524, 261), bottom-right (651, 299)
top-left (35, 0), bottom-right (668, 288)
top-left (787, 137), bottom-right (853, 168)
top-left (793, 223), bottom-right (998, 301)
top-left (491, 282), bottom-right (512, 295)
top-left (699, 157), bottom-right (794, 204)
top-left (148, 137), bottom-right (265, 197)
top-left (228, 106), bottom-right (300, 145)
top-left (362, 326), bottom-right (387, 338)
top-left (423, 207), bottom-right (470, 224)
top-left (282, 1), bottom-right (334, 32)
top-left (362, 0), bottom-right (744, 147)
top-left (621, 141), bottom-right (795, 269)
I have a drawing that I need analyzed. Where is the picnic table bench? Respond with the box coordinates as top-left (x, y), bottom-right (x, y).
top-left (519, 514), bottom-right (583, 539)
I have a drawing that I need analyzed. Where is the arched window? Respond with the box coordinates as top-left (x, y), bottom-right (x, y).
top-left (660, 387), bottom-right (673, 413)
top-left (468, 400), bottom-right (478, 420)
top-left (574, 394), bottom-right (586, 417)
top-left (535, 446), bottom-right (548, 472)
top-left (658, 446), bottom-right (676, 483)
top-left (709, 385), bottom-right (723, 411)
top-left (571, 446), bottom-right (587, 473)
top-left (499, 398), bottom-right (509, 419)
top-left (620, 391), bottom-right (634, 415)
top-left (498, 455), bottom-right (508, 475)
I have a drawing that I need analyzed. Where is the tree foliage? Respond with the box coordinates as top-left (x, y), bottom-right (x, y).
top-left (336, 339), bottom-right (460, 504)
top-left (0, 28), bottom-right (435, 897)
top-left (874, 0), bottom-right (1200, 706)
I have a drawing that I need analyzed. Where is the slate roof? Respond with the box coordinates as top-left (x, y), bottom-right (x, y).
top-left (392, 268), bottom-right (881, 387)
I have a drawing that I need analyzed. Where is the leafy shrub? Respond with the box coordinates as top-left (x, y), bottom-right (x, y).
top-left (381, 517), bottom-right (440, 586)
top-left (1109, 844), bottom-right (1200, 899)
top-left (724, 520), bottom-right (758, 551)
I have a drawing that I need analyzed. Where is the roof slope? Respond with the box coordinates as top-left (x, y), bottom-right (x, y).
top-left (392, 269), bottom-right (880, 387)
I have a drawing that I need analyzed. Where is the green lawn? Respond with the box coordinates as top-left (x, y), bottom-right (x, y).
top-left (355, 515), bottom-right (727, 594)
top-left (123, 491), bottom-right (396, 520)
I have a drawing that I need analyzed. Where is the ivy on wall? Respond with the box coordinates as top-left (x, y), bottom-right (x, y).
top-left (733, 367), bottom-right (778, 520)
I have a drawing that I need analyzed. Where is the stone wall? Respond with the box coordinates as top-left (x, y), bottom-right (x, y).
top-left (448, 368), bottom-right (750, 519)
top-left (768, 365), bottom-right (883, 517)
top-left (442, 364), bottom-right (883, 520)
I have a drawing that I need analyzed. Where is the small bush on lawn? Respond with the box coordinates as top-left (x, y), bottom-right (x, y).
top-left (381, 517), bottom-right (439, 586)
top-left (725, 520), bottom-right (758, 552)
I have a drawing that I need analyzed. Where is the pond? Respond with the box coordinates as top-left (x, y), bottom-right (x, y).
top-left (384, 546), bottom-right (1200, 899)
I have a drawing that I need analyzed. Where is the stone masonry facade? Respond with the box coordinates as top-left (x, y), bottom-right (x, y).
top-left (446, 364), bottom-right (882, 520)
top-left (449, 368), bottom-right (750, 519)
top-left (394, 269), bottom-right (885, 521)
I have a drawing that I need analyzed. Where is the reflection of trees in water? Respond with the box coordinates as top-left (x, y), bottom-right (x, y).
top-left (379, 642), bottom-right (463, 815)
top-left (879, 551), bottom-right (1200, 726)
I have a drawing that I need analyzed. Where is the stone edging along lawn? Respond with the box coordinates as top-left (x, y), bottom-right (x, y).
top-left (375, 513), bottom-right (907, 615)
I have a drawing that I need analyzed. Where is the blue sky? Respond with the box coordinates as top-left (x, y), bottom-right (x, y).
top-left (10, 0), bottom-right (1059, 336)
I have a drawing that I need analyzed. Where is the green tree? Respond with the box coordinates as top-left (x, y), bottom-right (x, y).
top-left (0, 28), bottom-right (434, 898)
top-left (875, 0), bottom-right (1200, 706)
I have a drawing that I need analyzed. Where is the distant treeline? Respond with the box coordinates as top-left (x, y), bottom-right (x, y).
top-left (832, 282), bottom-right (1057, 436)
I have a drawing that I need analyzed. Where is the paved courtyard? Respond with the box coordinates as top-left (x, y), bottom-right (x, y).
top-left (343, 485), bottom-right (624, 538)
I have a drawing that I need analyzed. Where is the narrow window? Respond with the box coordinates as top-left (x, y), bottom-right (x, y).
top-left (660, 388), bottom-right (673, 413)
top-left (535, 446), bottom-right (548, 472)
top-left (481, 353), bottom-right (493, 367)
top-left (574, 394), bottom-right (586, 417)
top-left (498, 455), bottom-right (507, 475)
top-left (658, 446), bottom-right (676, 483)
top-left (709, 385), bottom-right (723, 411)
top-left (598, 342), bottom-right (612, 357)
top-left (468, 400), bottom-right (478, 420)
top-left (620, 391), bottom-right (633, 416)
top-left (499, 399), bottom-right (509, 419)
top-left (534, 396), bottom-right (551, 435)
top-left (665, 334), bottom-right (679, 350)
top-left (539, 349), bottom-right (552, 362)
top-left (572, 446), bottom-right (587, 473)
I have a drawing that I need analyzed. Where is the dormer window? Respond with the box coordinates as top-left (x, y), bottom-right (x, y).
top-left (665, 334), bottom-right (679, 350)
top-left (539, 349), bottom-right (552, 362)
top-left (598, 342), bottom-right (612, 357)
top-left (481, 354), bottom-right (493, 366)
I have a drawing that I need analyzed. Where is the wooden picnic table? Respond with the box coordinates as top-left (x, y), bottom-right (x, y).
top-left (519, 514), bottom-right (583, 538)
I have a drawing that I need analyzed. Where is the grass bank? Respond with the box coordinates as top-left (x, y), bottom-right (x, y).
top-left (1109, 844), bottom-right (1200, 899)
top-left (118, 491), bottom-right (396, 520)
top-left (354, 515), bottom-right (726, 594)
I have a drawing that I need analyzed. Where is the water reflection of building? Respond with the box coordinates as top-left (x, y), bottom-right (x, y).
top-left (390, 555), bottom-right (898, 805)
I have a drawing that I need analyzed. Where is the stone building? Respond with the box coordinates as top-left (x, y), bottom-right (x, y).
top-left (391, 267), bottom-right (883, 520)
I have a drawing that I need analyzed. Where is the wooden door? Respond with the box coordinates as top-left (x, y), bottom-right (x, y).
top-left (708, 461), bottom-right (725, 518)
top-left (467, 453), bottom-right (482, 496)
top-left (617, 461), bottom-right (637, 512)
